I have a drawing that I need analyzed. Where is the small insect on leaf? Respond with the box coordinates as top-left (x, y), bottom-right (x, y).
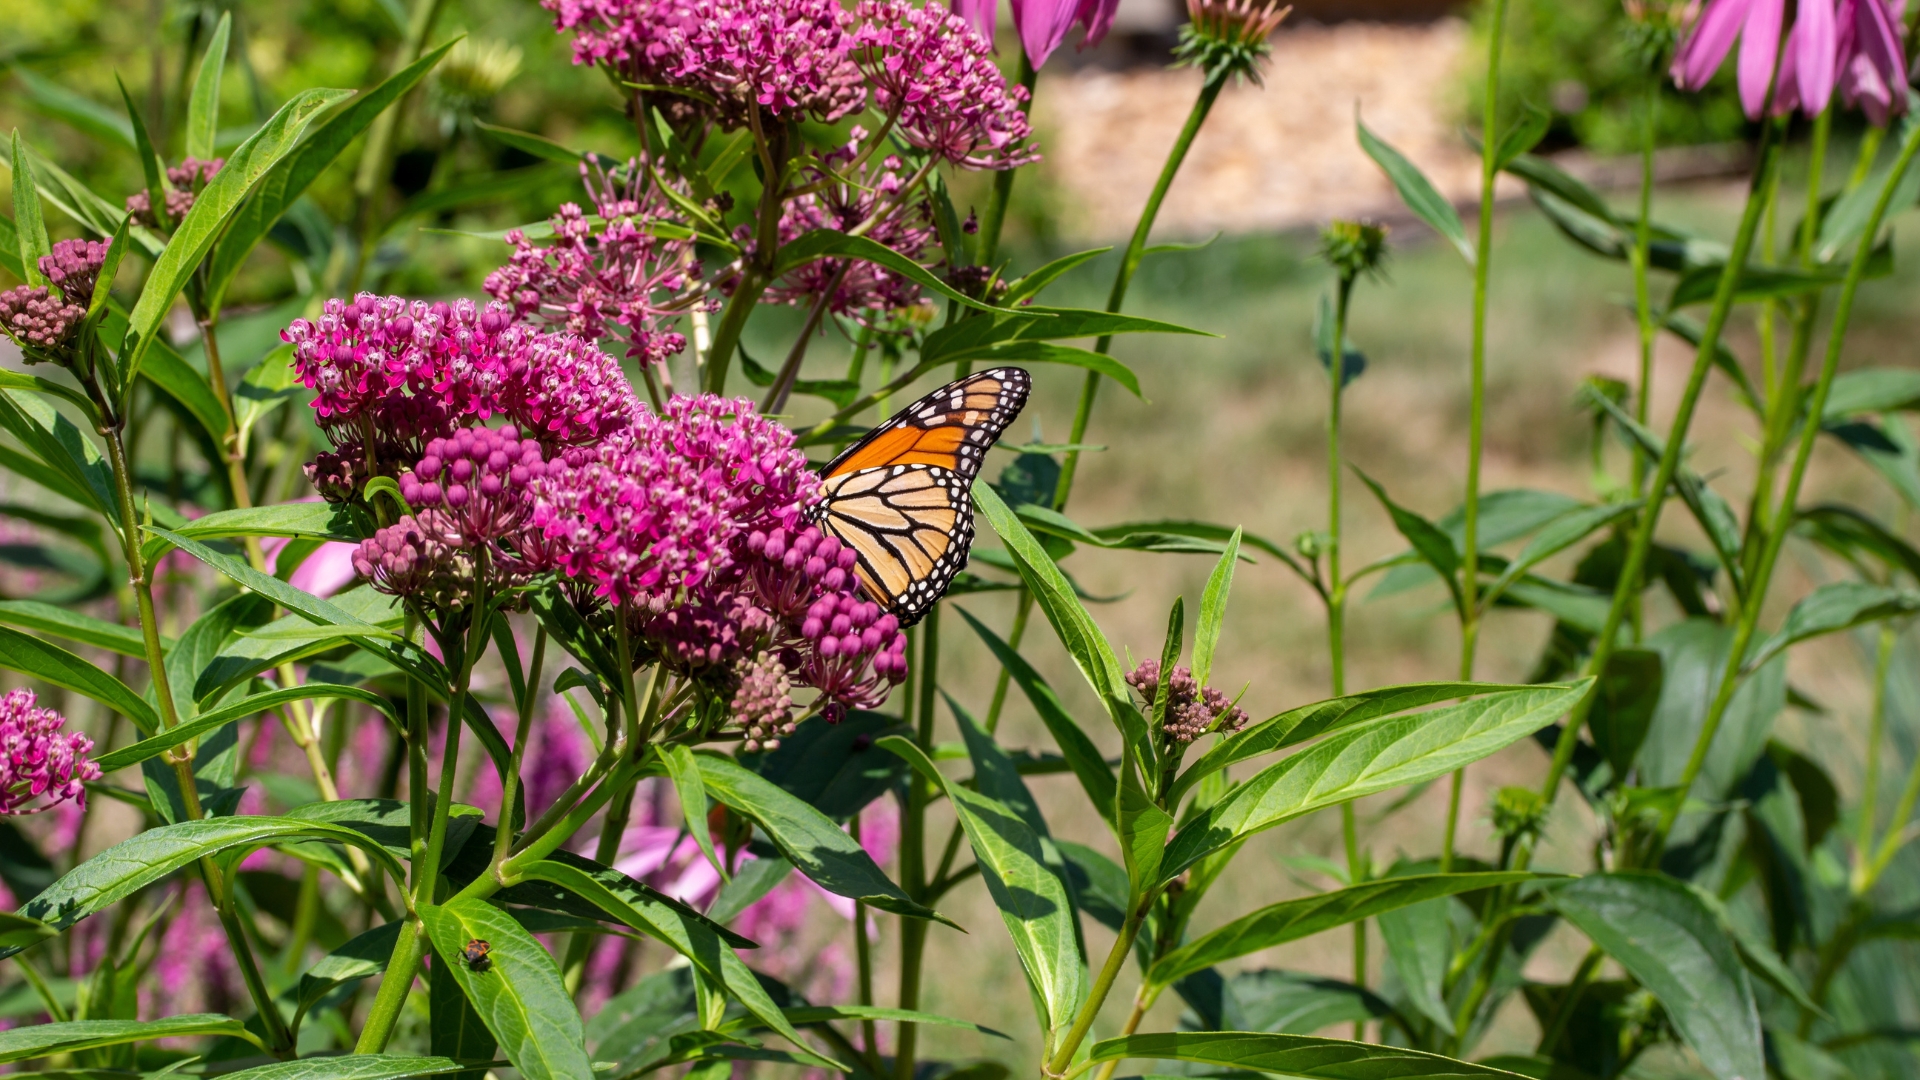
top-left (462, 938), bottom-right (493, 973)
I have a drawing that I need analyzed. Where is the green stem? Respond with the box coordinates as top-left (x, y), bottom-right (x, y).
top-left (1326, 275), bottom-right (1366, 1015)
top-left (1535, 116), bottom-right (1785, 814)
top-left (355, 922), bottom-right (426, 1052)
top-left (1046, 901), bottom-right (1150, 1075)
top-left (494, 626), bottom-right (547, 867)
top-left (982, 596), bottom-right (1034, 735)
top-left (343, 0), bottom-right (450, 291)
top-left (1866, 732), bottom-right (1920, 889)
top-left (1535, 945), bottom-right (1602, 1054)
top-left (852, 814), bottom-right (881, 1066)
top-left (895, 609), bottom-right (940, 1080)
top-left (1631, 76), bottom-right (1659, 498)
top-left (1053, 70), bottom-right (1228, 512)
top-left (975, 53), bottom-right (1038, 271)
top-left (1653, 112), bottom-right (1920, 853)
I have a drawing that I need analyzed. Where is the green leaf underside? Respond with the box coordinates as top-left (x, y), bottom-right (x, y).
top-left (0, 1014), bottom-right (253, 1063)
top-left (1089, 1031), bottom-right (1528, 1078)
top-left (215, 1056), bottom-right (483, 1080)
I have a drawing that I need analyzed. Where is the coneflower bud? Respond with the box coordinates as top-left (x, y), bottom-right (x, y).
top-left (1317, 219), bottom-right (1390, 284)
top-left (1175, 0), bottom-right (1291, 85)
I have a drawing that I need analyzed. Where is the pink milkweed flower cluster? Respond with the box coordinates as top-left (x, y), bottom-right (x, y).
top-left (1672, 0), bottom-right (1909, 122)
top-left (758, 136), bottom-right (938, 318)
top-left (284, 293), bottom-right (641, 499)
top-left (951, 0), bottom-right (1120, 70)
top-left (1125, 658), bottom-right (1249, 747)
top-left (0, 238), bottom-right (110, 360)
top-left (543, 0), bottom-right (1036, 169)
top-left (125, 157), bottom-right (224, 228)
top-left (484, 161), bottom-right (703, 366)
top-left (0, 689), bottom-right (100, 815)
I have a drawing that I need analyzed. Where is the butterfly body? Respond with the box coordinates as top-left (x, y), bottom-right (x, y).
top-left (809, 368), bottom-right (1030, 626)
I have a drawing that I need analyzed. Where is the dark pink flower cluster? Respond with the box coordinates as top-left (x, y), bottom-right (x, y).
top-left (543, 0), bottom-right (696, 89)
top-left (285, 294), bottom-right (640, 499)
top-left (795, 592), bottom-right (907, 717)
top-left (854, 0), bottom-right (1038, 169)
top-left (352, 514), bottom-right (471, 609)
top-left (0, 689), bottom-right (100, 815)
top-left (484, 162), bottom-right (699, 366)
top-left (403, 425), bottom-right (552, 546)
top-left (0, 239), bottom-right (110, 359)
top-left (664, 0), bottom-right (864, 123)
top-left (759, 137), bottom-right (937, 319)
top-left (1126, 659), bottom-right (1249, 746)
top-left (125, 157), bottom-right (224, 226)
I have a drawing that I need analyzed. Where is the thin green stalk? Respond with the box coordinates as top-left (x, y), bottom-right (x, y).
top-left (13, 952), bottom-right (70, 1022)
top-left (1442, 0), bottom-right (1513, 869)
top-left (494, 626), bottom-right (548, 867)
top-left (852, 814), bottom-right (881, 1066)
top-left (1053, 69), bottom-right (1229, 512)
top-left (215, 900), bottom-right (294, 1053)
top-left (1535, 945), bottom-right (1602, 1054)
top-left (895, 610), bottom-right (939, 1080)
top-left (1631, 76), bottom-right (1660, 497)
top-left (1536, 117), bottom-right (1785, 812)
top-left (1853, 622), bottom-right (1898, 894)
top-left (1652, 113), bottom-right (1920, 853)
top-left (1846, 125), bottom-right (1887, 192)
top-left (975, 53), bottom-right (1037, 271)
top-left (1866, 733), bottom-right (1920, 889)
top-left (765, 262), bottom-right (849, 413)
top-left (1046, 901), bottom-right (1150, 1075)
top-left (704, 271), bottom-right (766, 395)
top-left (343, 0), bottom-right (451, 291)
top-left (982, 596), bottom-right (1034, 735)
top-left (1325, 275), bottom-right (1365, 1019)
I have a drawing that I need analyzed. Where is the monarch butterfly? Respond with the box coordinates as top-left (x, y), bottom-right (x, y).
top-left (808, 367), bottom-right (1031, 627)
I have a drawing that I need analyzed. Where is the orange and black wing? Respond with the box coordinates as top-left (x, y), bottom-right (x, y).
top-left (814, 464), bottom-right (973, 627)
top-left (822, 367), bottom-right (1030, 483)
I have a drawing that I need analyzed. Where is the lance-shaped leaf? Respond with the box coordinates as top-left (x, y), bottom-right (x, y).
top-left (0, 1014), bottom-right (259, 1063)
top-left (1002, 247), bottom-right (1111, 305)
top-left (11, 131), bottom-right (51, 287)
top-left (1747, 582), bottom-right (1920, 672)
top-left (1161, 681), bottom-right (1590, 885)
top-left (1585, 389), bottom-right (1745, 593)
top-left (1357, 118), bottom-right (1473, 265)
top-left (183, 13), bottom-right (231, 160)
top-left (1089, 1031), bottom-right (1527, 1077)
top-left (695, 751), bottom-right (949, 925)
top-left (973, 481), bottom-right (1152, 768)
top-left (0, 600), bottom-right (150, 657)
top-left (217, 1056), bottom-right (483, 1080)
top-left (0, 625), bottom-right (160, 734)
top-left (1551, 872), bottom-right (1762, 1080)
top-left (1192, 529), bottom-right (1241, 690)
top-left (205, 42), bottom-right (458, 310)
top-left (1168, 682), bottom-right (1528, 808)
top-left (5, 816), bottom-right (408, 959)
top-left (295, 919), bottom-right (405, 1024)
top-left (1481, 500), bottom-right (1641, 610)
top-left (94, 684), bottom-right (399, 773)
top-left (1356, 470), bottom-right (1463, 613)
top-left (514, 859), bottom-right (837, 1069)
top-left (146, 526), bottom-right (394, 638)
top-left (1147, 873), bottom-right (1545, 989)
top-left (0, 391), bottom-right (118, 523)
top-left (663, 744), bottom-right (726, 880)
top-left (139, 337), bottom-right (233, 441)
top-left (880, 736), bottom-right (1088, 1045)
top-left (418, 898), bottom-right (591, 1080)
top-left (121, 87), bottom-right (352, 383)
top-left (955, 607), bottom-right (1116, 828)
top-left (775, 229), bottom-right (998, 312)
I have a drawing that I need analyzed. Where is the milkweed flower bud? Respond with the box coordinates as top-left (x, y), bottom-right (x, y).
top-left (125, 157), bottom-right (225, 227)
top-left (401, 425), bottom-right (549, 547)
top-left (733, 652), bottom-right (796, 750)
top-left (0, 239), bottom-right (109, 362)
top-left (0, 690), bottom-right (100, 815)
top-left (1126, 658), bottom-right (1248, 746)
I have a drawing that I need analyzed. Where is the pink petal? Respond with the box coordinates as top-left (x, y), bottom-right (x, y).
top-left (289, 542), bottom-right (360, 598)
top-left (1738, 0), bottom-right (1787, 117)
top-left (1011, 0), bottom-right (1081, 68)
top-left (1794, 0), bottom-right (1839, 114)
top-left (1854, 0), bottom-right (1908, 93)
top-left (1674, 0), bottom-right (1753, 89)
top-left (951, 0), bottom-right (999, 46)
top-left (1073, 0), bottom-right (1120, 48)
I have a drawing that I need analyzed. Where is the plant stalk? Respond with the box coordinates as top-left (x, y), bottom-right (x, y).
top-left (975, 53), bottom-right (1038, 272)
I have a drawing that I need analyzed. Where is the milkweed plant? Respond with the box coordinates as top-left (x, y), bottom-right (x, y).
top-left (1, 0), bottom-right (1919, 1076)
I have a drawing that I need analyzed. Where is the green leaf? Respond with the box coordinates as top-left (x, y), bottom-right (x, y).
top-left (956, 341), bottom-right (1143, 398)
top-left (1089, 1031), bottom-right (1527, 1077)
top-left (215, 1056), bottom-right (481, 1080)
top-left (1192, 529), bottom-right (1241, 690)
top-left (973, 481), bottom-right (1151, 768)
top-left (513, 859), bottom-right (837, 1069)
top-left (880, 736), bottom-right (1088, 1046)
top-left (774, 229), bottom-right (997, 312)
top-left (1822, 366), bottom-right (1920, 419)
top-left (918, 307), bottom-right (1208, 371)
top-left (1147, 873), bottom-right (1544, 989)
top-left (1493, 102), bottom-right (1552, 171)
top-left (144, 526), bottom-right (394, 638)
top-left (1356, 469), bottom-right (1462, 614)
top-left (1161, 681), bottom-right (1591, 884)
top-left (6, 817), bottom-right (407, 959)
top-left (0, 1014), bottom-right (257, 1063)
top-left (93, 685), bottom-right (399, 773)
top-left (954, 607), bottom-right (1117, 828)
top-left (1377, 889), bottom-right (1455, 1035)
top-left (116, 78), bottom-right (166, 227)
top-left (1747, 582), bottom-right (1920, 672)
top-left (122, 87), bottom-right (352, 384)
top-left (295, 919), bottom-right (404, 1023)
top-left (663, 745), bottom-right (726, 881)
top-left (1668, 240), bottom-right (1893, 308)
top-left (474, 120), bottom-right (593, 164)
top-left (184, 13), bottom-right (231, 161)
top-left (1550, 871), bottom-right (1762, 1080)
top-left (0, 391), bottom-right (118, 522)
top-left (10, 66), bottom-right (135, 149)
top-left (430, 936), bottom-right (498, 1080)
top-left (1170, 682), bottom-right (1523, 808)
top-left (140, 336), bottom-right (233, 442)
top-left (1660, 311), bottom-right (1762, 417)
top-left (1816, 124), bottom-right (1920, 263)
top-left (746, 710), bottom-right (907, 822)
top-left (206, 42), bottom-right (457, 310)
top-left (141, 502), bottom-right (367, 565)
top-left (1482, 501), bottom-right (1640, 609)
top-left (0, 600), bottom-right (150, 657)
top-left (1584, 388), bottom-right (1745, 592)
top-left (0, 370), bottom-right (100, 421)
top-left (1002, 247), bottom-right (1111, 306)
top-left (0, 912), bottom-right (54, 950)
top-left (417, 898), bottom-right (591, 1080)
top-left (11, 130), bottom-right (51, 288)
top-left (694, 754), bottom-right (950, 926)
top-left (1587, 649), bottom-right (1662, 780)
top-left (1357, 118), bottom-right (1473, 265)
top-left (759, 1005), bottom-right (1007, 1039)
top-left (0, 625), bottom-right (160, 734)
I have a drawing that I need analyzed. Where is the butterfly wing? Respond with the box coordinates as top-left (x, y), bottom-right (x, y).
top-left (823, 367), bottom-right (1030, 483)
top-left (815, 464), bottom-right (973, 627)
